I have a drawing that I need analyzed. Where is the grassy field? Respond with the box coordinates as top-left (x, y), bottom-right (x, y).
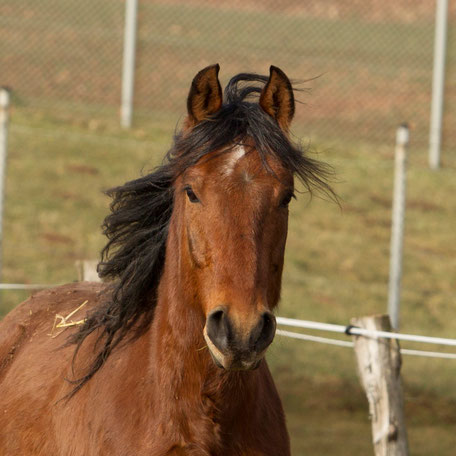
top-left (2, 108), bottom-right (456, 454)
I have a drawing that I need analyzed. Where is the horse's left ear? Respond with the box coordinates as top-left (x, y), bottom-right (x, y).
top-left (259, 66), bottom-right (295, 131)
top-left (187, 64), bottom-right (223, 126)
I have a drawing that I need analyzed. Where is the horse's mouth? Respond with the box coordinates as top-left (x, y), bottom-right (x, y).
top-left (203, 329), bottom-right (264, 371)
top-left (207, 347), bottom-right (263, 371)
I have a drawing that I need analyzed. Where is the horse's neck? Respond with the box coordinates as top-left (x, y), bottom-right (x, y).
top-left (149, 247), bottom-right (259, 424)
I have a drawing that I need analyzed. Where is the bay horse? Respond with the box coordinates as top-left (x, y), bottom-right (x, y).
top-left (0, 65), bottom-right (331, 455)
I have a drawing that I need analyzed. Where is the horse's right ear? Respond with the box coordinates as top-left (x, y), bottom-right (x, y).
top-left (186, 64), bottom-right (223, 126)
top-left (259, 66), bottom-right (295, 132)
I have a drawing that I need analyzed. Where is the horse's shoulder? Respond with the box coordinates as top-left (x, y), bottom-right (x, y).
top-left (2, 281), bottom-right (105, 325)
top-left (0, 282), bottom-right (106, 370)
top-left (29, 281), bottom-right (105, 317)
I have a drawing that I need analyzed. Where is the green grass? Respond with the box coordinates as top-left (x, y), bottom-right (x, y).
top-left (2, 111), bottom-right (456, 454)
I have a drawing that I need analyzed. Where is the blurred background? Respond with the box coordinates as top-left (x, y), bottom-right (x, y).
top-left (1, 1), bottom-right (455, 454)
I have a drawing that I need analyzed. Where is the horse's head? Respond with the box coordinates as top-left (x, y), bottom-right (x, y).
top-left (174, 65), bottom-right (297, 371)
top-left (72, 65), bottom-right (331, 392)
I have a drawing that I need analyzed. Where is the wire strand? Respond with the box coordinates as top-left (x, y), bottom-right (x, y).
top-left (0, 283), bottom-right (60, 290)
top-left (277, 316), bottom-right (456, 347)
top-left (2, 285), bottom-right (456, 358)
top-left (276, 329), bottom-right (456, 359)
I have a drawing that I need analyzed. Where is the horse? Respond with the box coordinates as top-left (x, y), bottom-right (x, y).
top-left (0, 64), bottom-right (331, 455)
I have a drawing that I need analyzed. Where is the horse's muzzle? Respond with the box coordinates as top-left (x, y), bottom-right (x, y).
top-left (203, 307), bottom-right (276, 370)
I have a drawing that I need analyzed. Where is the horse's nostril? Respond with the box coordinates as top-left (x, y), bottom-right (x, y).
top-left (206, 307), bottom-right (231, 353)
top-left (262, 312), bottom-right (274, 332)
top-left (210, 309), bottom-right (224, 325)
top-left (252, 311), bottom-right (276, 352)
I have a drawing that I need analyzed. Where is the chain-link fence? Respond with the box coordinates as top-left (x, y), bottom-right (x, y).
top-left (1, 0), bottom-right (123, 118)
top-left (2, 0), bottom-right (455, 150)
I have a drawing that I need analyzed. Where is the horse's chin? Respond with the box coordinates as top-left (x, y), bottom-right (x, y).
top-left (207, 347), bottom-right (263, 371)
top-left (227, 358), bottom-right (263, 371)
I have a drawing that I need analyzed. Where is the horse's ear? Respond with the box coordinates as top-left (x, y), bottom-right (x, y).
top-left (259, 66), bottom-right (295, 131)
top-left (187, 64), bottom-right (223, 126)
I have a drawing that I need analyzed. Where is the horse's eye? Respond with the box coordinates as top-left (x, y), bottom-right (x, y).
top-left (280, 192), bottom-right (295, 208)
top-left (185, 186), bottom-right (200, 203)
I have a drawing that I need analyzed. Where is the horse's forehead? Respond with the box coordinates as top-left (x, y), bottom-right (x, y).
top-left (221, 145), bottom-right (246, 176)
top-left (190, 146), bottom-right (292, 186)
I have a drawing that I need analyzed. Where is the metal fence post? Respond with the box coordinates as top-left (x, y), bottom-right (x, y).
top-left (121, 0), bottom-right (139, 129)
top-left (429, 0), bottom-right (449, 170)
top-left (0, 88), bottom-right (11, 283)
top-left (388, 124), bottom-right (409, 330)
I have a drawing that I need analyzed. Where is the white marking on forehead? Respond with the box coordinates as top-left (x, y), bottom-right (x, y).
top-left (222, 145), bottom-right (246, 176)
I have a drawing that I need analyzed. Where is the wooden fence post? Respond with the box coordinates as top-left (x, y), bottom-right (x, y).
top-left (351, 315), bottom-right (409, 456)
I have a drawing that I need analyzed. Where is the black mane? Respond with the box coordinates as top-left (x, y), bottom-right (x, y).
top-left (68, 72), bottom-right (334, 394)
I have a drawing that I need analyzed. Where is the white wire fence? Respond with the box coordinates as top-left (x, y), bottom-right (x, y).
top-left (2, 280), bottom-right (456, 360)
top-left (276, 319), bottom-right (456, 360)
top-left (0, 283), bottom-right (60, 290)
top-left (277, 316), bottom-right (456, 347)
top-left (276, 330), bottom-right (456, 360)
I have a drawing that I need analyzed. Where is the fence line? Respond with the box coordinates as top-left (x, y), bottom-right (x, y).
top-left (0, 283), bottom-right (59, 290)
top-left (2, 284), bottom-right (456, 352)
top-left (276, 316), bottom-right (456, 347)
top-left (2, 0), bottom-right (454, 152)
top-left (2, 283), bottom-right (456, 359)
top-left (276, 329), bottom-right (456, 360)
top-left (276, 329), bottom-right (353, 347)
